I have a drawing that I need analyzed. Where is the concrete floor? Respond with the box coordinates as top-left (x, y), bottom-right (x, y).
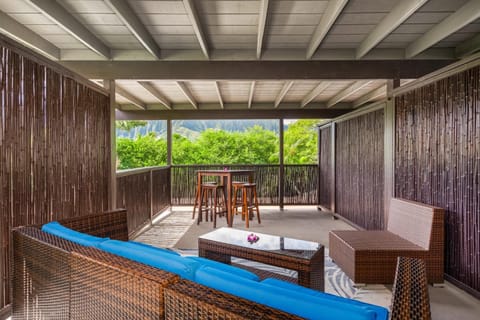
top-left (172, 206), bottom-right (480, 320)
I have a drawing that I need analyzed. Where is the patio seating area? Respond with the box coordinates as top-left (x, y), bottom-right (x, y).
top-left (1, 0), bottom-right (480, 319)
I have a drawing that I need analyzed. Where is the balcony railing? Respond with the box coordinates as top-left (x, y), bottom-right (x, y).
top-left (116, 164), bottom-right (318, 234)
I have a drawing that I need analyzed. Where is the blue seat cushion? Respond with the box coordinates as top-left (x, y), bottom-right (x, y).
top-left (126, 241), bottom-right (180, 256)
top-left (187, 256), bottom-right (260, 281)
top-left (262, 278), bottom-right (389, 320)
top-left (41, 221), bottom-right (107, 247)
top-left (194, 267), bottom-right (384, 320)
top-left (97, 240), bottom-right (200, 280)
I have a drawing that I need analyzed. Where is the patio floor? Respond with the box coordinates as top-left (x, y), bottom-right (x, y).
top-left (135, 206), bottom-right (480, 320)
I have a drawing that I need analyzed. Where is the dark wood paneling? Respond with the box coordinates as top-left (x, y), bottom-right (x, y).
top-left (318, 126), bottom-right (332, 210)
top-left (335, 110), bottom-right (385, 230)
top-left (0, 44), bottom-right (110, 311)
top-left (152, 168), bottom-right (171, 216)
top-left (395, 67), bottom-right (480, 296)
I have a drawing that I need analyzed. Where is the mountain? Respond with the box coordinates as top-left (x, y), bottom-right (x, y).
top-left (117, 119), bottom-right (284, 140)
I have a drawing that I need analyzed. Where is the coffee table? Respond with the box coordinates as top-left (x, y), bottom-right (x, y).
top-left (198, 228), bottom-right (324, 291)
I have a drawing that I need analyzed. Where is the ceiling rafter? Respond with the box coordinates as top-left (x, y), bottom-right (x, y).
top-left (138, 81), bottom-right (171, 109)
top-left (455, 33), bottom-right (480, 58)
top-left (176, 81), bottom-right (198, 109)
top-left (0, 10), bottom-right (60, 60)
top-left (105, 0), bottom-right (161, 59)
top-left (306, 0), bottom-right (348, 59)
top-left (214, 81), bottom-right (224, 109)
top-left (327, 81), bottom-right (373, 108)
top-left (248, 81), bottom-right (256, 109)
top-left (356, 0), bottom-right (428, 59)
top-left (353, 84), bottom-right (386, 108)
top-left (257, 0), bottom-right (270, 59)
top-left (115, 85), bottom-right (147, 110)
top-left (26, 0), bottom-right (111, 59)
top-left (274, 81), bottom-right (294, 108)
top-left (300, 82), bottom-right (329, 108)
top-left (406, 0), bottom-right (480, 58)
top-left (183, 0), bottom-right (209, 59)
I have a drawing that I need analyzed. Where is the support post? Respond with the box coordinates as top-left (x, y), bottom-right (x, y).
top-left (279, 119), bottom-right (285, 209)
top-left (331, 122), bottom-right (336, 213)
top-left (167, 119), bottom-right (172, 166)
top-left (104, 80), bottom-right (117, 209)
top-left (384, 79), bottom-right (399, 225)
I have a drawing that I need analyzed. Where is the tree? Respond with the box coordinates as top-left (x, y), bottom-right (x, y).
top-left (283, 120), bottom-right (319, 164)
top-left (116, 120), bottom-right (147, 131)
top-left (116, 132), bottom-right (167, 169)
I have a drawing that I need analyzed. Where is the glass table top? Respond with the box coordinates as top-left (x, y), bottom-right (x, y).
top-left (199, 228), bottom-right (323, 260)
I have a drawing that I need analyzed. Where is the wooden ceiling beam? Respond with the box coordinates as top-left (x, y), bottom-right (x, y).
top-left (138, 81), bottom-right (171, 109)
top-left (61, 60), bottom-right (455, 80)
top-left (353, 84), bottom-right (386, 108)
top-left (248, 81), bottom-right (256, 109)
top-left (116, 107), bottom-right (353, 120)
top-left (327, 80), bottom-right (373, 108)
top-left (115, 85), bottom-right (146, 110)
top-left (0, 10), bottom-right (60, 60)
top-left (306, 0), bottom-right (348, 59)
top-left (455, 33), bottom-right (480, 58)
top-left (274, 81), bottom-right (294, 108)
top-left (176, 81), bottom-right (198, 109)
top-left (406, 0), bottom-right (480, 58)
top-left (105, 0), bottom-right (161, 59)
top-left (257, 0), bottom-right (270, 59)
top-left (214, 81), bottom-right (224, 109)
top-left (183, 0), bottom-right (209, 59)
top-left (300, 82), bottom-right (329, 108)
top-left (356, 0), bottom-right (428, 59)
top-left (26, 0), bottom-right (110, 58)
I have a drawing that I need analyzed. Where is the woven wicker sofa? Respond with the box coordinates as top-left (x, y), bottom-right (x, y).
top-left (329, 198), bottom-right (444, 285)
top-left (12, 209), bottom-right (429, 319)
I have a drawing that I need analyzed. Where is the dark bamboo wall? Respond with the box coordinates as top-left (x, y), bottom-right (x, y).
top-left (335, 110), bottom-right (385, 229)
top-left (395, 67), bottom-right (480, 296)
top-left (0, 43), bottom-right (110, 310)
top-left (318, 126), bottom-right (332, 210)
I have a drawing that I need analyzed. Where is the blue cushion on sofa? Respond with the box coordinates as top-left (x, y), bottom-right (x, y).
top-left (41, 221), bottom-right (107, 247)
top-left (261, 278), bottom-right (389, 320)
top-left (194, 267), bottom-right (383, 320)
top-left (187, 256), bottom-right (260, 281)
top-left (97, 240), bottom-right (200, 280)
top-left (126, 241), bottom-right (180, 256)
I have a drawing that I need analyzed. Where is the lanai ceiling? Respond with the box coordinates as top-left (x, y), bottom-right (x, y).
top-left (1, 0), bottom-right (479, 116)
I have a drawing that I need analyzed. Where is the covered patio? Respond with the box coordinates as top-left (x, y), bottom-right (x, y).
top-left (1, 0), bottom-right (480, 319)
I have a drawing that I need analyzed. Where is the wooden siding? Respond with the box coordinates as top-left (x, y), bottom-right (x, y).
top-left (0, 43), bottom-right (110, 310)
top-left (335, 110), bottom-right (385, 230)
top-left (318, 126), bottom-right (332, 210)
top-left (395, 67), bottom-right (480, 296)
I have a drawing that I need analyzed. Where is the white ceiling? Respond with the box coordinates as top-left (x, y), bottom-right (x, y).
top-left (0, 0), bottom-right (479, 113)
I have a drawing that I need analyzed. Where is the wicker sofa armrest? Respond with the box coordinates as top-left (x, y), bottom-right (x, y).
top-left (70, 248), bottom-right (179, 320)
top-left (164, 279), bottom-right (302, 320)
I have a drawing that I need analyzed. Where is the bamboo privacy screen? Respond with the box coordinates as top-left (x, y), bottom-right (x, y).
top-left (334, 110), bottom-right (385, 230)
top-left (318, 126), bottom-right (332, 210)
top-left (395, 67), bottom-right (480, 296)
top-left (0, 43), bottom-right (110, 310)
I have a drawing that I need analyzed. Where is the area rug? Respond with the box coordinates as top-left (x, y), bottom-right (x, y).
top-left (176, 248), bottom-right (392, 309)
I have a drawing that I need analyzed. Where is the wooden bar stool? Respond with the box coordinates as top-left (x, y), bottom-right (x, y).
top-left (197, 184), bottom-right (227, 227)
top-left (231, 181), bottom-right (246, 216)
top-left (232, 182), bottom-right (260, 228)
top-left (192, 181), bottom-right (217, 220)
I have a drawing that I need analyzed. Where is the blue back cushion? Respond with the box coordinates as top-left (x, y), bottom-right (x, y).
top-left (187, 256), bottom-right (260, 281)
top-left (41, 221), bottom-right (107, 247)
top-left (194, 267), bottom-right (384, 320)
top-left (126, 241), bottom-right (180, 256)
top-left (97, 240), bottom-right (200, 280)
top-left (261, 278), bottom-right (389, 320)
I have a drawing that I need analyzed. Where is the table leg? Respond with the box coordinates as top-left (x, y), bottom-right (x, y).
top-left (298, 247), bottom-right (325, 291)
